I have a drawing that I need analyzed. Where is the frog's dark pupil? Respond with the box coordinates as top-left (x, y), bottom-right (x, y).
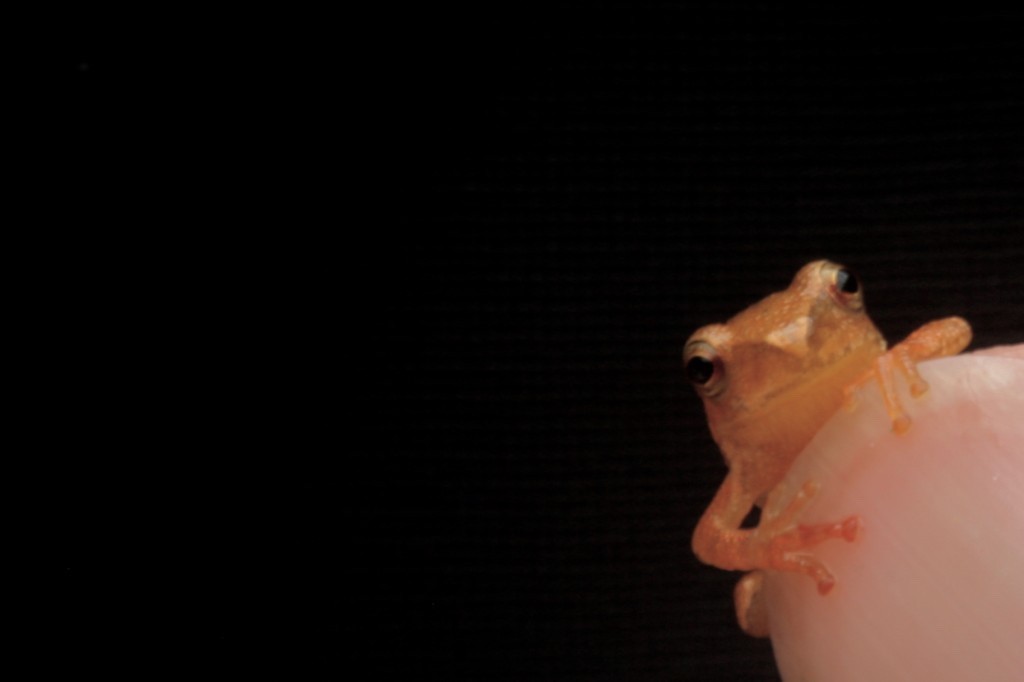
top-left (686, 356), bottom-right (716, 384)
top-left (836, 268), bottom-right (859, 294)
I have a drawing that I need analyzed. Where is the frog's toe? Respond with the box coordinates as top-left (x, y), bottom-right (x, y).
top-left (790, 514), bottom-right (861, 549)
top-left (909, 379), bottom-right (929, 397)
top-left (787, 553), bottom-right (836, 594)
top-left (840, 515), bottom-right (861, 542)
top-left (816, 573), bottom-right (836, 595)
top-left (892, 414), bottom-right (912, 434)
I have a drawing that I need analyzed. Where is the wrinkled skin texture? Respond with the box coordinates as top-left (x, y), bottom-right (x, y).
top-left (762, 346), bottom-right (1024, 681)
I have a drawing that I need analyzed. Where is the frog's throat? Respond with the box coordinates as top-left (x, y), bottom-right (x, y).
top-left (722, 344), bottom-right (881, 466)
top-left (766, 343), bottom-right (878, 411)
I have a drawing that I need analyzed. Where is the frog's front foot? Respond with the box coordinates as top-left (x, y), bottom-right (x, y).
top-left (755, 481), bottom-right (861, 595)
top-left (756, 517), bottom-right (860, 591)
top-left (736, 509), bottom-right (860, 639)
top-left (842, 353), bottom-right (914, 432)
top-left (851, 317), bottom-right (972, 433)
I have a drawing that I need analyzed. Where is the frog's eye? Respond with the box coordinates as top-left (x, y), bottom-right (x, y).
top-left (822, 262), bottom-right (865, 312)
top-left (684, 341), bottom-right (726, 396)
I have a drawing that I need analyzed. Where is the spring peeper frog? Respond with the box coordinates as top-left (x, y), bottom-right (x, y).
top-left (684, 260), bottom-right (971, 637)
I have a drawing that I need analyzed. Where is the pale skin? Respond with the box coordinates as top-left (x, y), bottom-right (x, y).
top-left (683, 260), bottom-right (972, 636)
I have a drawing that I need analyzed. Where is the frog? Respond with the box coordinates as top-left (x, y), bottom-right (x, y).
top-left (683, 260), bottom-right (972, 637)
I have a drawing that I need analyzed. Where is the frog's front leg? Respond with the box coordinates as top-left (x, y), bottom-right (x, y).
top-left (693, 474), bottom-right (860, 636)
top-left (847, 317), bottom-right (972, 433)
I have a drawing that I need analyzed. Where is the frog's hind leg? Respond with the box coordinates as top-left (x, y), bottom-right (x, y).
top-left (735, 571), bottom-right (769, 637)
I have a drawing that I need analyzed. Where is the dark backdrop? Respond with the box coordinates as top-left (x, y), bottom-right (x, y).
top-left (47, 4), bottom-right (1022, 680)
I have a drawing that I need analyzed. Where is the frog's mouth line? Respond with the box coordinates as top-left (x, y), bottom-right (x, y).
top-left (727, 342), bottom-right (883, 452)
top-left (771, 342), bottom-right (880, 409)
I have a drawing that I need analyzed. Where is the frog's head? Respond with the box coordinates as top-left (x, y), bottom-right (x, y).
top-left (684, 261), bottom-right (887, 460)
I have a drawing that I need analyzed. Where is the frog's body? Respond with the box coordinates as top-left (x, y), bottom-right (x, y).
top-left (684, 261), bottom-right (971, 636)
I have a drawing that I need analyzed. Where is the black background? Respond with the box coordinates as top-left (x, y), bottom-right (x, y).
top-left (47, 4), bottom-right (1022, 680)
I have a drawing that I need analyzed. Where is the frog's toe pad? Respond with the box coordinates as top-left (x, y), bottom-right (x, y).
top-left (841, 515), bottom-right (861, 542)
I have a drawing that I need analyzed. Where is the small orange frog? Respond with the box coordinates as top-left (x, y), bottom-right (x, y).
top-left (684, 260), bottom-right (971, 636)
